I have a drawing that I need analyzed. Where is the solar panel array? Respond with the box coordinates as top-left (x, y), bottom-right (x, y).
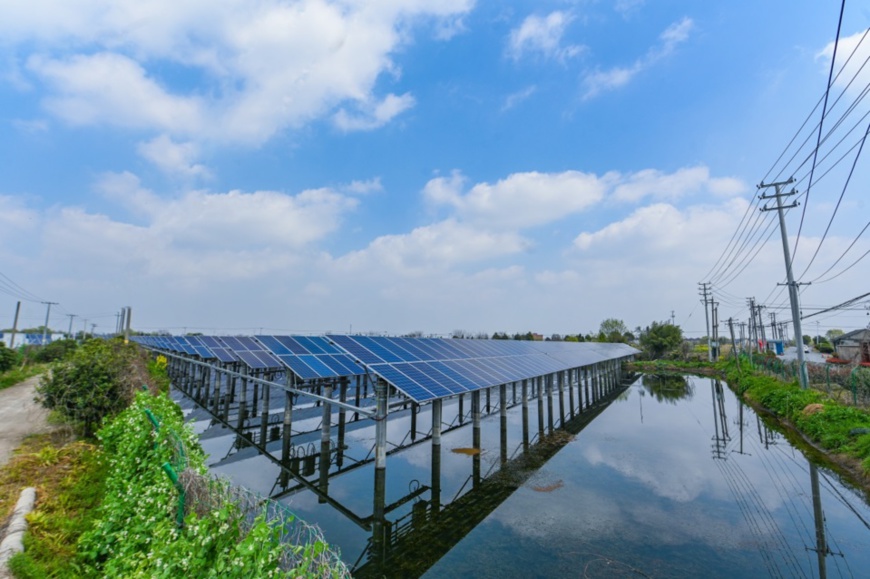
top-left (328, 335), bottom-right (638, 403)
top-left (133, 334), bottom-right (637, 404)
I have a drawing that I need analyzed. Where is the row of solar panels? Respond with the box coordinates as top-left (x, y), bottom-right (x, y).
top-left (132, 334), bottom-right (638, 404)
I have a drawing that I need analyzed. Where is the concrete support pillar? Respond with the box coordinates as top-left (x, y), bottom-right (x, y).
top-left (472, 390), bottom-right (481, 488)
top-left (259, 380), bottom-right (271, 450)
top-left (374, 380), bottom-right (388, 471)
top-left (521, 379), bottom-right (529, 452)
top-left (500, 383), bottom-right (508, 465)
top-left (546, 374), bottom-right (554, 434)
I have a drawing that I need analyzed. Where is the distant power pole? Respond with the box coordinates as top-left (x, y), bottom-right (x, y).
top-left (9, 301), bottom-right (21, 349)
top-left (698, 283), bottom-right (713, 362)
top-left (670, 310), bottom-right (676, 326)
top-left (758, 178), bottom-right (809, 389)
top-left (769, 312), bottom-right (778, 341)
top-left (67, 314), bottom-right (76, 339)
top-left (40, 301), bottom-right (58, 346)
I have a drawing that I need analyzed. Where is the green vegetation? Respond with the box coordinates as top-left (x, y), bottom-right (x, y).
top-left (3, 436), bottom-right (106, 578)
top-left (0, 342), bottom-right (50, 390)
top-left (711, 357), bottom-right (870, 476)
top-left (639, 322), bottom-right (683, 360)
top-left (6, 339), bottom-right (348, 577)
top-left (36, 339), bottom-right (148, 437)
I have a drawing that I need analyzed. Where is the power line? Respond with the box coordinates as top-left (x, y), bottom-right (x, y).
top-left (789, 0), bottom-right (846, 265)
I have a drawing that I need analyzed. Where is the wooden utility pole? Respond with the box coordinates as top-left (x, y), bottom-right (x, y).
top-left (9, 301), bottom-right (21, 348)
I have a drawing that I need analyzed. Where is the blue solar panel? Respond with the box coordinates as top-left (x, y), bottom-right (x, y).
top-left (278, 355), bottom-right (321, 380)
top-left (275, 336), bottom-right (308, 355)
top-left (329, 335), bottom-right (383, 364)
top-left (255, 335), bottom-right (292, 356)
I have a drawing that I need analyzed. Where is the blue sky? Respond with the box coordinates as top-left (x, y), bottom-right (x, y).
top-left (1, 1), bottom-right (868, 338)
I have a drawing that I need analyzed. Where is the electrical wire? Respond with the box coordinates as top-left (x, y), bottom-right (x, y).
top-left (789, 0), bottom-right (846, 265)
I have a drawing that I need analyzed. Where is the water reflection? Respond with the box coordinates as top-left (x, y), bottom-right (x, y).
top-left (641, 373), bottom-right (694, 403)
top-left (177, 373), bottom-right (870, 578)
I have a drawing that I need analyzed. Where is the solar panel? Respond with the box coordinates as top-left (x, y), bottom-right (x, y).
top-left (328, 335), bottom-right (638, 404)
top-left (255, 335), bottom-right (365, 381)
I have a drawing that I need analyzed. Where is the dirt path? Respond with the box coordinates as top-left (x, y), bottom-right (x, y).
top-left (0, 376), bottom-right (53, 468)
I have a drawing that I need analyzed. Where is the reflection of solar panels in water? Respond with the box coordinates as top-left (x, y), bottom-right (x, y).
top-left (328, 335), bottom-right (638, 404)
top-left (256, 335), bottom-right (365, 380)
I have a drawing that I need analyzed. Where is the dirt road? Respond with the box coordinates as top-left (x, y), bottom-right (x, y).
top-left (0, 376), bottom-right (52, 468)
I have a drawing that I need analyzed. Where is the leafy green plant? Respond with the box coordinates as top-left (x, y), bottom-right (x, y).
top-left (36, 338), bottom-right (147, 436)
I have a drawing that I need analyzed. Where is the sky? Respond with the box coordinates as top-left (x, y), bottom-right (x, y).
top-left (1, 1), bottom-right (869, 339)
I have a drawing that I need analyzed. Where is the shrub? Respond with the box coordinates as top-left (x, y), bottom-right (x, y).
top-left (32, 338), bottom-right (79, 363)
top-left (36, 338), bottom-right (150, 437)
top-left (0, 343), bottom-right (17, 373)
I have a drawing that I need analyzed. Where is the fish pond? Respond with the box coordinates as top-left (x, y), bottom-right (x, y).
top-left (176, 373), bottom-right (870, 578)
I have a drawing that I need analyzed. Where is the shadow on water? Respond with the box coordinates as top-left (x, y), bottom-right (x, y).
top-left (175, 369), bottom-right (870, 578)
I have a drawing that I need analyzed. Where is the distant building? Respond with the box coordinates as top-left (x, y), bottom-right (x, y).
top-left (832, 329), bottom-right (870, 364)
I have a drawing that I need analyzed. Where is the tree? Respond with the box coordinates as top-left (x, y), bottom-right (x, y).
top-left (599, 318), bottom-right (628, 337)
top-left (826, 328), bottom-right (845, 341)
top-left (0, 343), bottom-right (17, 373)
top-left (639, 322), bottom-right (683, 360)
top-left (803, 335), bottom-right (812, 346)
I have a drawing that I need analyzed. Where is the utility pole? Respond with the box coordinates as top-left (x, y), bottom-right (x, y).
top-left (728, 317), bottom-right (741, 374)
top-left (757, 304), bottom-right (767, 351)
top-left (758, 178), bottom-right (809, 389)
top-left (769, 312), bottom-right (778, 341)
top-left (711, 301), bottom-right (720, 361)
top-left (739, 322), bottom-right (746, 354)
top-left (747, 298), bottom-right (756, 354)
top-left (9, 301), bottom-right (21, 349)
top-left (698, 283), bottom-right (713, 362)
top-left (66, 314), bottom-right (76, 339)
top-left (40, 301), bottom-right (58, 346)
top-left (670, 310), bottom-right (676, 326)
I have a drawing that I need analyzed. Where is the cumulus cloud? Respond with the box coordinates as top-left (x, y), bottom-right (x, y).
top-left (819, 29), bottom-right (870, 97)
top-left (612, 166), bottom-right (746, 203)
top-left (425, 170), bottom-right (608, 229)
top-left (28, 52), bottom-right (203, 132)
top-left (8, 0), bottom-right (474, 145)
top-left (507, 11), bottom-right (584, 63)
top-left (583, 17), bottom-right (693, 99)
top-left (337, 219), bottom-right (529, 275)
top-left (137, 135), bottom-right (210, 179)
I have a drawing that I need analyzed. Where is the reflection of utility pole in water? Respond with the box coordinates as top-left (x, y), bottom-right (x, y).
top-left (710, 380), bottom-right (729, 459)
top-left (809, 464), bottom-right (828, 579)
top-left (732, 404), bottom-right (751, 457)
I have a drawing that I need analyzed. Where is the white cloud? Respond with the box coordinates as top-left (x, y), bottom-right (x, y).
top-left (819, 29), bottom-right (870, 97)
top-left (425, 170), bottom-right (608, 229)
top-left (137, 135), bottom-right (210, 179)
top-left (583, 17), bottom-right (693, 99)
top-left (501, 85), bottom-right (537, 112)
top-left (612, 166), bottom-right (747, 203)
top-left (337, 219), bottom-right (529, 275)
top-left (507, 11), bottom-right (584, 63)
top-left (0, 195), bottom-right (39, 232)
top-left (343, 178), bottom-right (383, 195)
top-left (333, 93), bottom-right (416, 132)
top-left (7, 0), bottom-right (473, 145)
top-left (28, 52), bottom-right (204, 132)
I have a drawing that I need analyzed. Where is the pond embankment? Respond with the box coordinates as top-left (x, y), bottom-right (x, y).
top-left (629, 357), bottom-right (870, 497)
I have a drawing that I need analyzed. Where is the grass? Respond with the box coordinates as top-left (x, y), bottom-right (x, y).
top-left (0, 364), bottom-right (47, 391)
top-left (0, 432), bottom-right (107, 578)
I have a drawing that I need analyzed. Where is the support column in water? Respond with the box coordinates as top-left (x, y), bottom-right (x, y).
top-left (546, 374), bottom-right (554, 434)
top-left (522, 379), bottom-right (529, 452)
top-left (472, 390), bottom-right (481, 488)
top-left (569, 369), bottom-right (576, 419)
top-left (537, 376), bottom-right (545, 439)
top-left (431, 399), bottom-right (442, 517)
top-left (337, 378), bottom-right (348, 468)
top-left (259, 378), bottom-right (271, 450)
top-left (238, 366), bottom-right (248, 430)
top-left (374, 379), bottom-right (388, 471)
top-left (557, 371), bottom-right (565, 427)
top-left (500, 383), bottom-right (508, 465)
top-left (319, 384), bottom-right (333, 503)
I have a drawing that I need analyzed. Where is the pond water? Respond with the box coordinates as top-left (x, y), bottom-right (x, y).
top-left (176, 374), bottom-right (870, 578)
